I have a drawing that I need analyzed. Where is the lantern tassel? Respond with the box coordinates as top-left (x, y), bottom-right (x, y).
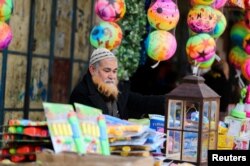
top-left (151, 61), bottom-right (160, 69)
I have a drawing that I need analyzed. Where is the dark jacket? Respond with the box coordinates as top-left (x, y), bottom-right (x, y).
top-left (70, 72), bottom-right (166, 119)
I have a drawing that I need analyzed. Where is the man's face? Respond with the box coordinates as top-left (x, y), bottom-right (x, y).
top-left (90, 58), bottom-right (118, 85)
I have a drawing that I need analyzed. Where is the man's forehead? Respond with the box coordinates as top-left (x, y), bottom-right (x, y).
top-left (99, 58), bottom-right (118, 66)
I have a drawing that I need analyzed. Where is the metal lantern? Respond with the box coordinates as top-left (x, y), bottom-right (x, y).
top-left (165, 75), bottom-right (220, 165)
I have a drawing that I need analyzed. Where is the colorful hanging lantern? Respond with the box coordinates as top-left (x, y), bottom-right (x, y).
top-left (94, 0), bottom-right (126, 22)
top-left (0, 0), bottom-right (13, 21)
top-left (186, 33), bottom-right (216, 62)
top-left (230, 21), bottom-right (250, 48)
top-left (90, 21), bottom-right (123, 50)
top-left (147, 0), bottom-right (179, 31)
top-left (229, 46), bottom-right (248, 69)
top-left (145, 30), bottom-right (177, 61)
top-left (187, 5), bottom-right (217, 33)
top-left (0, 21), bottom-right (12, 49)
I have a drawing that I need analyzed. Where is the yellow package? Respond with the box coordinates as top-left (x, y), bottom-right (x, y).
top-left (218, 134), bottom-right (234, 148)
top-left (218, 126), bottom-right (228, 135)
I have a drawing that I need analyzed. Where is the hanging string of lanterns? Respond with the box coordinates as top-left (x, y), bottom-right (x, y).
top-left (145, 0), bottom-right (179, 68)
top-left (0, 0), bottom-right (13, 50)
top-left (229, 0), bottom-right (250, 86)
top-left (186, 0), bottom-right (228, 73)
top-left (89, 0), bottom-right (126, 51)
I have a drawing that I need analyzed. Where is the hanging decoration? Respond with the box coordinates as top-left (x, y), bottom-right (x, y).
top-left (229, 46), bottom-right (248, 70)
top-left (186, 33), bottom-right (216, 62)
top-left (0, 0), bottom-right (13, 50)
top-left (146, 0), bottom-right (179, 68)
top-left (0, 21), bottom-right (12, 49)
top-left (147, 0), bottom-right (179, 31)
top-left (186, 0), bottom-right (227, 74)
top-left (89, 21), bottom-right (123, 50)
top-left (94, 0), bottom-right (126, 22)
top-left (187, 5), bottom-right (217, 33)
top-left (145, 30), bottom-right (177, 62)
top-left (90, 0), bottom-right (125, 50)
top-left (0, 0), bottom-right (13, 21)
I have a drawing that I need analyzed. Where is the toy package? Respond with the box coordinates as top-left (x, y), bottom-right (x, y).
top-left (74, 103), bottom-right (110, 155)
top-left (42, 102), bottom-right (110, 155)
top-left (0, 119), bottom-right (51, 163)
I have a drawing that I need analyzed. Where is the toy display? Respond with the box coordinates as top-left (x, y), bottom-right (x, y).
top-left (0, 21), bottom-right (12, 49)
top-left (145, 30), bottom-right (177, 62)
top-left (187, 5), bottom-right (217, 33)
top-left (94, 0), bottom-right (126, 22)
top-left (147, 0), bottom-right (179, 31)
top-left (105, 115), bottom-right (165, 157)
top-left (43, 102), bottom-right (110, 155)
top-left (90, 21), bottom-right (122, 50)
top-left (186, 33), bottom-right (216, 62)
top-left (74, 103), bottom-right (110, 155)
top-left (0, 119), bottom-right (51, 163)
top-left (0, 0), bottom-right (13, 21)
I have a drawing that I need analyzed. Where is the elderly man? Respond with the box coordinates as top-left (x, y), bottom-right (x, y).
top-left (70, 48), bottom-right (166, 119)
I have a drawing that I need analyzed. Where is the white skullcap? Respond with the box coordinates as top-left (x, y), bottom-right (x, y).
top-left (89, 48), bottom-right (116, 65)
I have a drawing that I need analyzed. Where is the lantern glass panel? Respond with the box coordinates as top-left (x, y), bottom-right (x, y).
top-left (201, 132), bottom-right (209, 162)
top-left (202, 101), bottom-right (209, 131)
top-left (166, 130), bottom-right (182, 160)
top-left (182, 131), bottom-right (198, 162)
top-left (168, 100), bottom-right (183, 129)
top-left (210, 101), bottom-right (218, 130)
top-left (209, 131), bottom-right (216, 149)
top-left (184, 101), bottom-right (200, 131)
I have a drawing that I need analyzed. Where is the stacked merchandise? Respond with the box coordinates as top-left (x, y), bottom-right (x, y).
top-left (218, 86), bottom-right (250, 150)
top-left (105, 115), bottom-right (165, 157)
top-left (217, 121), bottom-right (234, 150)
top-left (0, 119), bottom-right (52, 163)
top-left (43, 102), bottom-right (110, 155)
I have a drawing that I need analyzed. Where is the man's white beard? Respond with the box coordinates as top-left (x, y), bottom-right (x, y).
top-left (92, 75), bottom-right (119, 101)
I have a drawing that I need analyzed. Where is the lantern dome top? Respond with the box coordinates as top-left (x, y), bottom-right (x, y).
top-left (166, 75), bottom-right (220, 99)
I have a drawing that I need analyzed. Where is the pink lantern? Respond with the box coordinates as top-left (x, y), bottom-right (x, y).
top-left (95, 0), bottom-right (126, 22)
top-left (0, 21), bottom-right (13, 49)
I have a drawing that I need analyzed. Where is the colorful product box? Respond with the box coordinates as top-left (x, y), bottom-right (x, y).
top-left (233, 136), bottom-right (250, 150)
top-left (217, 134), bottom-right (234, 148)
top-left (224, 116), bottom-right (250, 137)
